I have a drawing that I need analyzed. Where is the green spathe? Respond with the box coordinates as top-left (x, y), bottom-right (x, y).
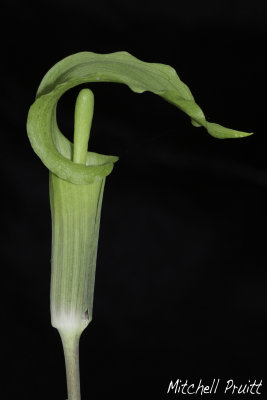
top-left (48, 88), bottom-right (102, 400)
top-left (27, 51), bottom-right (252, 187)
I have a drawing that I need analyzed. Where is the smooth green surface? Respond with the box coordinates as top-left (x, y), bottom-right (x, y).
top-left (59, 331), bottom-right (81, 400)
top-left (73, 89), bottom-right (94, 165)
top-left (27, 51), bottom-right (252, 185)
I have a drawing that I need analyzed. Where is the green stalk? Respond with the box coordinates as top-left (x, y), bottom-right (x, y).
top-left (59, 331), bottom-right (80, 400)
top-left (50, 89), bottom-right (99, 400)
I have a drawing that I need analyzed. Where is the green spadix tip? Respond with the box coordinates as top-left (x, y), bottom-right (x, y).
top-left (73, 88), bottom-right (94, 165)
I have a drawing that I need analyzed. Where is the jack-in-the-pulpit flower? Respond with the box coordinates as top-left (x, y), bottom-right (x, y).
top-left (27, 51), bottom-right (252, 400)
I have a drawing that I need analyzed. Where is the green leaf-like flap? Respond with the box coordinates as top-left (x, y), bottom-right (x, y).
top-left (27, 51), bottom-right (252, 185)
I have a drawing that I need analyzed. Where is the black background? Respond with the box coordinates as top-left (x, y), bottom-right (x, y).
top-left (2, 1), bottom-right (267, 399)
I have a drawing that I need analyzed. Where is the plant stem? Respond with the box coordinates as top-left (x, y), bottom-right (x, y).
top-left (60, 331), bottom-right (81, 400)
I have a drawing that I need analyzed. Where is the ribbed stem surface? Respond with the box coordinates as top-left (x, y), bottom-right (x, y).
top-left (49, 173), bottom-right (105, 333)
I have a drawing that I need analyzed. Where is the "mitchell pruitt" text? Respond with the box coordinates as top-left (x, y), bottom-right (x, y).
top-left (167, 379), bottom-right (262, 395)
